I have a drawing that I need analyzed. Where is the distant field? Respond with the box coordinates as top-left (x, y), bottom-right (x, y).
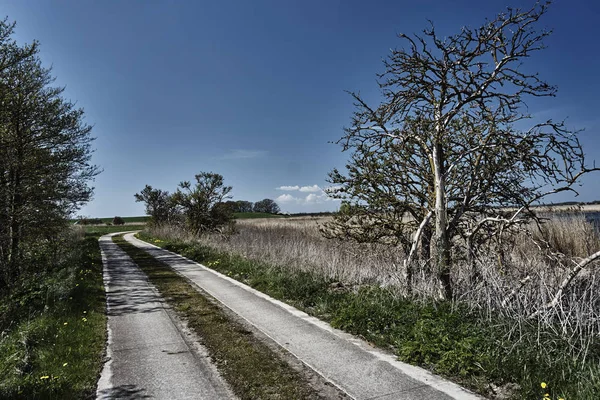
top-left (97, 216), bottom-right (150, 223)
top-left (234, 212), bottom-right (283, 219)
top-left (70, 216), bottom-right (150, 224)
top-left (78, 224), bottom-right (146, 235)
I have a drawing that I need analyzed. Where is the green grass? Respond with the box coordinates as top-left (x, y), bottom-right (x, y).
top-left (0, 232), bottom-right (107, 399)
top-left (137, 231), bottom-right (600, 400)
top-left (112, 234), bottom-right (324, 400)
top-left (234, 212), bottom-right (283, 219)
top-left (81, 224), bottom-right (145, 236)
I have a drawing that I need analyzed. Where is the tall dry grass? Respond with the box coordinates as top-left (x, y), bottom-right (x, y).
top-left (148, 213), bottom-right (600, 365)
top-left (150, 217), bottom-right (407, 287)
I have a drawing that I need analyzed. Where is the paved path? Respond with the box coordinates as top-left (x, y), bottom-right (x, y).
top-left (124, 232), bottom-right (483, 400)
top-left (96, 233), bottom-right (235, 400)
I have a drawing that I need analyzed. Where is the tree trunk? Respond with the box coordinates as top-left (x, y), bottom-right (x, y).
top-left (432, 142), bottom-right (453, 300)
top-left (8, 168), bottom-right (22, 283)
top-left (420, 221), bottom-right (432, 259)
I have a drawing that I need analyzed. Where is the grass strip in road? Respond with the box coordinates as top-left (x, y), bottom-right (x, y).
top-left (0, 232), bottom-right (107, 399)
top-left (112, 235), bottom-right (325, 400)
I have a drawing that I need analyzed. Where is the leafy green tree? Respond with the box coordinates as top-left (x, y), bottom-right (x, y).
top-left (324, 2), bottom-right (598, 299)
top-left (0, 21), bottom-right (98, 290)
top-left (236, 200), bottom-right (254, 213)
top-left (134, 185), bottom-right (179, 226)
top-left (172, 172), bottom-right (234, 235)
top-left (253, 199), bottom-right (280, 214)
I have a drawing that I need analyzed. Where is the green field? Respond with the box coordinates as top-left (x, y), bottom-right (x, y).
top-left (80, 216), bottom-right (149, 224)
top-left (233, 212), bottom-right (283, 219)
top-left (80, 225), bottom-right (146, 236)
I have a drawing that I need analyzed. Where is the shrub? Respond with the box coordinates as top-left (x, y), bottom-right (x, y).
top-left (112, 216), bottom-right (125, 226)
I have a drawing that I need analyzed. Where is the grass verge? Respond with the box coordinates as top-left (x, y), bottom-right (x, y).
top-left (138, 231), bottom-right (600, 400)
top-left (112, 234), bottom-right (325, 400)
top-left (0, 231), bottom-right (107, 399)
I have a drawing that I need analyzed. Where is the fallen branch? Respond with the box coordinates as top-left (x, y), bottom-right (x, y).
top-left (501, 275), bottom-right (531, 308)
top-left (530, 249), bottom-right (600, 318)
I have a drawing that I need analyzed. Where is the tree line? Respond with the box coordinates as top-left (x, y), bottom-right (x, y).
top-left (134, 174), bottom-right (280, 235)
top-left (0, 20), bottom-right (98, 293)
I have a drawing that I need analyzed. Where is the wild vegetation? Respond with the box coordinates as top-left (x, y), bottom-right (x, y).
top-left (0, 19), bottom-right (105, 398)
top-left (143, 214), bottom-right (600, 399)
top-left (134, 172), bottom-right (282, 233)
top-left (0, 19), bottom-right (99, 292)
top-left (0, 227), bottom-right (107, 399)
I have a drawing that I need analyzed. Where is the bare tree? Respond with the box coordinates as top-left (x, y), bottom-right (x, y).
top-left (324, 1), bottom-right (598, 299)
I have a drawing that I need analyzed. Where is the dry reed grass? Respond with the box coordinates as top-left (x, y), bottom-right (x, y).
top-left (148, 213), bottom-right (600, 364)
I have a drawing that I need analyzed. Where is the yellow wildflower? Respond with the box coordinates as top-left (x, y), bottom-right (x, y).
top-left (541, 382), bottom-right (547, 389)
top-left (40, 376), bottom-right (49, 380)
top-left (63, 322), bottom-right (68, 326)
top-left (63, 363), bottom-right (68, 367)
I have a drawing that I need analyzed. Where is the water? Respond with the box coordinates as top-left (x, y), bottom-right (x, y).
top-left (585, 212), bottom-right (600, 231)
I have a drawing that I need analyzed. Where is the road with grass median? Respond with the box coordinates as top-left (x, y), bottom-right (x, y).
top-left (122, 232), bottom-right (483, 400)
top-left (96, 233), bottom-right (235, 399)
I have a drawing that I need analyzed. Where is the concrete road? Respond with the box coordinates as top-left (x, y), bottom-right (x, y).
top-left (124, 233), bottom-right (483, 400)
top-left (96, 233), bottom-right (235, 400)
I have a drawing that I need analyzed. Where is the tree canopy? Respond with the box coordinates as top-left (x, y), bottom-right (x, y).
top-left (253, 198), bottom-right (280, 214)
top-left (0, 19), bottom-right (98, 291)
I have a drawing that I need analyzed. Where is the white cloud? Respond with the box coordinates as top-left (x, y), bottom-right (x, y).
top-left (299, 185), bottom-right (321, 193)
top-left (305, 193), bottom-right (319, 203)
top-left (276, 185), bottom-right (300, 191)
top-left (275, 194), bottom-right (297, 204)
top-left (274, 184), bottom-right (341, 212)
top-left (219, 149), bottom-right (267, 160)
top-left (276, 192), bottom-right (340, 206)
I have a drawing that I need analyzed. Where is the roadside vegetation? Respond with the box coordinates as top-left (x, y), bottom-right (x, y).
top-left (0, 228), bottom-right (107, 399)
top-left (112, 234), bottom-right (328, 400)
top-left (0, 19), bottom-right (105, 399)
top-left (140, 213), bottom-right (600, 399)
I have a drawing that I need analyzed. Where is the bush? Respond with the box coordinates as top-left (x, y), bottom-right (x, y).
top-left (112, 216), bottom-right (125, 226)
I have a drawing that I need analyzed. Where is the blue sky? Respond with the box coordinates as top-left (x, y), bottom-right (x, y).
top-left (2, 0), bottom-right (599, 216)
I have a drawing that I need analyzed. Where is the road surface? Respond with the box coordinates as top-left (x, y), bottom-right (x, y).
top-left (96, 233), bottom-right (235, 400)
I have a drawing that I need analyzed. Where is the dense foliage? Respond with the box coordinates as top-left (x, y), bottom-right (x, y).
top-left (0, 19), bottom-right (98, 294)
